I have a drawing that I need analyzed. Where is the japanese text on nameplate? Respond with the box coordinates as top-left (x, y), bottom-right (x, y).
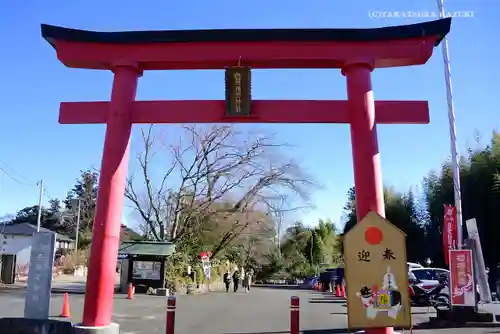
top-left (382, 248), bottom-right (396, 260)
top-left (358, 250), bottom-right (371, 262)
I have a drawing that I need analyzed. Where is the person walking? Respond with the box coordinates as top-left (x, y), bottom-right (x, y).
top-left (243, 270), bottom-right (252, 293)
top-left (223, 270), bottom-right (232, 293)
top-left (495, 264), bottom-right (500, 300)
top-left (232, 269), bottom-right (240, 292)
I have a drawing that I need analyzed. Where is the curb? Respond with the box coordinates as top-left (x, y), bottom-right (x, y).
top-left (0, 286), bottom-right (26, 291)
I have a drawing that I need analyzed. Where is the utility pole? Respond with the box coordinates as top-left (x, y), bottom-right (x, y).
top-left (36, 180), bottom-right (44, 232)
top-left (75, 199), bottom-right (81, 253)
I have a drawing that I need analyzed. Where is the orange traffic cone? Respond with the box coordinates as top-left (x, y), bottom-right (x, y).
top-left (341, 285), bottom-right (346, 298)
top-left (60, 293), bottom-right (71, 318)
top-left (335, 284), bottom-right (341, 297)
top-left (127, 283), bottom-right (134, 300)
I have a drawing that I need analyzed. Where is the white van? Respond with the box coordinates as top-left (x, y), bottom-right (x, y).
top-left (407, 262), bottom-right (424, 270)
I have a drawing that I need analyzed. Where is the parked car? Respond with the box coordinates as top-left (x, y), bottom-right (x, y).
top-left (409, 267), bottom-right (449, 292)
top-left (407, 262), bottom-right (424, 270)
top-left (300, 276), bottom-right (319, 289)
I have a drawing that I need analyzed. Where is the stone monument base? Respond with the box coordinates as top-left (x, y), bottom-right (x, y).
top-left (0, 318), bottom-right (73, 334)
top-left (73, 322), bottom-right (120, 334)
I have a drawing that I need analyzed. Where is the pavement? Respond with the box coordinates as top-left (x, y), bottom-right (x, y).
top-left (1, 285), bottom-right (499, 333)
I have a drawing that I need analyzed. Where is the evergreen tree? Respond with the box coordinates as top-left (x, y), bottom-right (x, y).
top-left (63, 170), bottom-right (99, 245)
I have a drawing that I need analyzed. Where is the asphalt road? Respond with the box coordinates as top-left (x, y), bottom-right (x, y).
top-left (0, 286), bottom-right (498, 333)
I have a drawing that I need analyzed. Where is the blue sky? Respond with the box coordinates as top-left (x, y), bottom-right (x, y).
top-left (0, 0), bottom-right (498, 230)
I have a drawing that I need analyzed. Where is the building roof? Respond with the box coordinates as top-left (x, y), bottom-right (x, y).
top-left (118, 241), bottom-right (175, 257)
top-left (56, 234), bottom-right (73, 242)
top-left (0, 223), bottom-right (73, 241)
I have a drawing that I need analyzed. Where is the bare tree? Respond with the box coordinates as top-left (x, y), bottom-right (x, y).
top-left (239, 235), bottom-right (260, 268)
top-left (262, 196), bottom-right (288, 254)
top-left (126, 210), bottom-right (151, 240)
top-left (236, 214), bottom-right (277, 267)
top-left (125, 124), bottom-right (315, 257)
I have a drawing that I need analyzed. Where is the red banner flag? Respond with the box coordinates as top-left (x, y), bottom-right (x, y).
top-left (449, 249), bottom-right (475, 307)
top-left (443, 204), bottom-right (457, 265)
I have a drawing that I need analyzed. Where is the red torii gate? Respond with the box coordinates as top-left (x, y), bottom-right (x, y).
top-left (42, 18), bottom-right (451, 334)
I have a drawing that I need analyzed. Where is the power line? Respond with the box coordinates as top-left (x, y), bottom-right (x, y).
top-left (0, 166), bottom-right (36, 186)
top-left (43, 186), bottom-right (53, 201)
top-left (0, 159), bottom-right (34, 182)
top-left (0, 160), bottom-right (37, 187)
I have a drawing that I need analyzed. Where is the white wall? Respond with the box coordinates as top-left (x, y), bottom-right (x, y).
top-left (0, 234), bottom-right (33, 268)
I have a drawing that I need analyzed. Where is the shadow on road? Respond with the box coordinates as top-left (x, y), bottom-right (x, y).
top-left (251, 285), bottom-right (302, 291)
top-left (302, 330), bottom-right (351, 334)
top-left (208, 323), bottom-right (500, 334)
top-left (308, 294), bottom-right (346, 304)
top-left (309, 299), bottom-right (345, 304)
top-left (308, 292), bottom-right (336, 296)
top-left (413, 320), bottom-right (500, 330)
top-left (330, 311), bottom-right (347, 315)
top-left (221, 331), bottom-right (288, 334)
top-left (222, 330), bottom-right (351, 334)
top-left (309, 295), bottom-right (343, 299)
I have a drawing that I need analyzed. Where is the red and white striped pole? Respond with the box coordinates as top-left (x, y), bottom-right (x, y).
top-left (166, 296), bottom-right (176, 334)
top-left (290, 296), bottom-right (299, 334)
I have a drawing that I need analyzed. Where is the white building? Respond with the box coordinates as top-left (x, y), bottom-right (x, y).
top-left (0, 223), bottom-right (74, 277)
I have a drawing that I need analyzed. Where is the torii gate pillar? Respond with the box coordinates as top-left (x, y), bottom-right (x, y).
top-left (42, 18), bottom-right (451, 334)
top-left (78, 65), bottom-right (141, 331)
top-left (344, 63), bottom-right (386, 218)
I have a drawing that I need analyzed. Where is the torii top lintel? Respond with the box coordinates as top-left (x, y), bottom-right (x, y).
top-left (44, 19), bottom-right (450, 125)
top-left (41, 18), bottom-right (450, 70)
